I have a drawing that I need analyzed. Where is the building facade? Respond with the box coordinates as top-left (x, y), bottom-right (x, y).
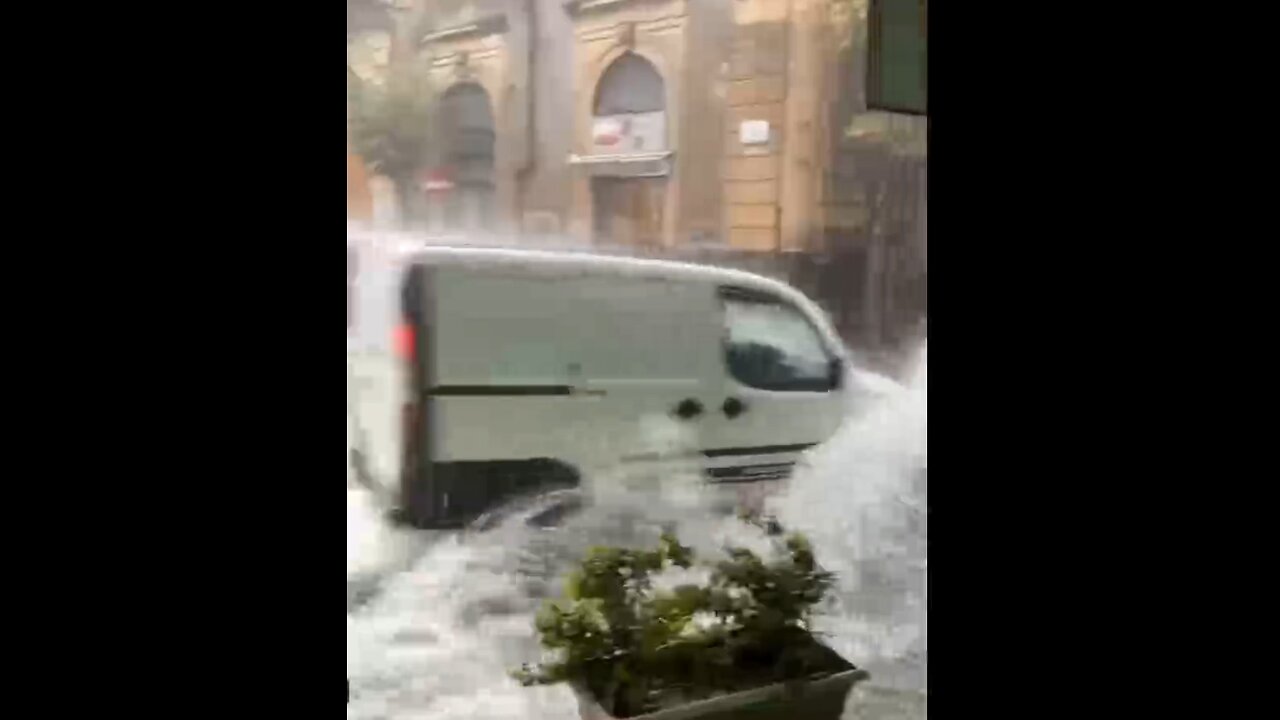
top-left (346, 0), bottom-right (395, 224)
top-left (347, 0), bottom-right (926, 354)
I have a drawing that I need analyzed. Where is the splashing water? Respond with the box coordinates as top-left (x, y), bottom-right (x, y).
top-left (773, 344), bottom-right (927, 694)
top-left (347, 345), bottom-right (926, 719)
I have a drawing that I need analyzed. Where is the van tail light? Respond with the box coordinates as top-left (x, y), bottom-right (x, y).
top-left (394, 322), bottom-right (416, 363)
top-left (396, 315), bottom-right (421, 513)
top-left (397, 266), bottom-right (428, 524)
top-left (396, 318), bottom-right (418, 453)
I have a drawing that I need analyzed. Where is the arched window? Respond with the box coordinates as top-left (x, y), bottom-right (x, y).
top-left (588, 53), bottom-right (670, 247)
top-left (435, 83), bottom-right (496, 232)
top-left (594, 53), bottom-right (664, 115)
top-left (591, 54), bottom-right (667, 156)
top-left (440, 83), bottom-right (495, 166)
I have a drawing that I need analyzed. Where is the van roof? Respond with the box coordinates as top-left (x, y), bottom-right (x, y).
top-left (347, 230), bottom-right (847, 358)
top-left (348, 231), bottom-right (811, 307)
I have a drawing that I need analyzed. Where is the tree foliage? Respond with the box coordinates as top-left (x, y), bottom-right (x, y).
top-left (512, 531), bottom-right (845, 718)
top-left (347, 73), bottom-right (432, 185)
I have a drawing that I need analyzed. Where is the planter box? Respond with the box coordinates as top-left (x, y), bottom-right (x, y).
top-left (571, 649), bottom-right (870, 720)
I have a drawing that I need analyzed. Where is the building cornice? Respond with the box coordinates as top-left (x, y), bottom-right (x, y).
top-left (420, 14), bottom-right (509, 45)
top-left (564, 0), bottom-right (667, 18)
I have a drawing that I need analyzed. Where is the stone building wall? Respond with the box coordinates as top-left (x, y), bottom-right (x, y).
top-left (350, 0), bottom-right (927, 350)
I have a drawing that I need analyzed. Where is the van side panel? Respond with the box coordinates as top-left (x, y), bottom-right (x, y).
top-left (566, 276), bottom-right (723, 477)
top-left (429, 267), bottom-right (721, 467)
top-left (430, 267), bottom-right (583, 464)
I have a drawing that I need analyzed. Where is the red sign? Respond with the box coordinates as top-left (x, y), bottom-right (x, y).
top-left (593, 118), bottom-right (624, 147)
top-left (419, 168), bottom-right (455, 193)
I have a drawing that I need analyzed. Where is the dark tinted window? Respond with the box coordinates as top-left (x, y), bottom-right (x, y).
top-left (721, 290), bottom-right (834, 392)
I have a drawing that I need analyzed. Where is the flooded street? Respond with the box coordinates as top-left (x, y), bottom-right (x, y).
top-left (346, 348), bottom-right (926, 719)
top-left (348, 0), bottom-right (927, 712)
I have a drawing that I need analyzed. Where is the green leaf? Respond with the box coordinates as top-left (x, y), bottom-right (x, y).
top-left (347, 71), bottom-right (432, 184)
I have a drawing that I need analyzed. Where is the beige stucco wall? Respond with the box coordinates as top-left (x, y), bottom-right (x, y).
top-left (347, 140), bottom-right (374, 222)
top-left (364, 0), bottom-right (925, 264)
top-left (713, 0), bottom-right (792, 251)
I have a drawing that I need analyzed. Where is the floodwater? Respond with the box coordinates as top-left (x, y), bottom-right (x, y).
top-left (346, 346), bottom-right (927, 719)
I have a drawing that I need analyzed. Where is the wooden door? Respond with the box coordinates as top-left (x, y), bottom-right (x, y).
top-left (592, 177), bottom-right (665, 247)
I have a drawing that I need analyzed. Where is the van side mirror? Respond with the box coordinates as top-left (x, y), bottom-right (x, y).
top-left (828, 357), bottom-right (844, 390)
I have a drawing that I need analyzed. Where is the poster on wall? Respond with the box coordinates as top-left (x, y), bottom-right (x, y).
top-left (591, 111), bottom-right (666, 155)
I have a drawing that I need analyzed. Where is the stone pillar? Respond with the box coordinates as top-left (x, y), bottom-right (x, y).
top-left (721, 0), bottom-right (789, 251)
top-left (779, 0), bottom-right (826, 252)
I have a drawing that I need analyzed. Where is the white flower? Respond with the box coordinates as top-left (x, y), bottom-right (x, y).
top-left (677, 611), bottom-right (723, 639)
top-left (714, 520), bottom-right (784, 561)
top-left (690, 611), bottom-right (722, 633)
top-left (649, 566), bottom-right (711, 594)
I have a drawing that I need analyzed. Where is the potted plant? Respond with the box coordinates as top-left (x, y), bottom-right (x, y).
top-left (513, 530), bottom-right (868, 719)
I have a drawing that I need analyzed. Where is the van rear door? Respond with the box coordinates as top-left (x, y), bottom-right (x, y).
top-left (395, 264), bottom-right (436, 523)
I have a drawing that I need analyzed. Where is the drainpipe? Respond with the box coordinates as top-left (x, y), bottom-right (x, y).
top-left (515, 0), bottom-right (538, 231)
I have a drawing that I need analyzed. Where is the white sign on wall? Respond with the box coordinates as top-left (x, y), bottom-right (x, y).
top-left (740, 119), bottom-right (770, 145)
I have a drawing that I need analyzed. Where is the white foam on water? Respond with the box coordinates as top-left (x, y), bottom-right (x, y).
top-left (347, 529), bottom-right (588, 719)
top-left (348, 489), bottom-right (392, 577)
top-left (773, 344), bottom-right (927, 693)
top-left (346, 346), bottom-right (927, 718)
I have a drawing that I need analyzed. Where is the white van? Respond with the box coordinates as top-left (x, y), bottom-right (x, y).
top-left (347, 233), bottom-right (851, 527)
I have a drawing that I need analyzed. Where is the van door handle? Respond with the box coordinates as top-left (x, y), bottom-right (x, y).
top-left (673, 398), bottom-right (703, 420)
top-left (722, 397), bottom-right (747, 419)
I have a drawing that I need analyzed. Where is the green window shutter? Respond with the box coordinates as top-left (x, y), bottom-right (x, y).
top-left (869, 0), bottom-right (928, 115)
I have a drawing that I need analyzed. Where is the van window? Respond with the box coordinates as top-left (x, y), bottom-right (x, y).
top-left (721, 291), bottom-right (834, 392)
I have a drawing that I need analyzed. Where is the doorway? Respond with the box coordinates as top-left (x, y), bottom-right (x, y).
top-left (590, 53), bottom-right (668, 246)
top-left (591, 176), bottom-right (665, 247)
top-left (433, 83), bottom-right (495, 233)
